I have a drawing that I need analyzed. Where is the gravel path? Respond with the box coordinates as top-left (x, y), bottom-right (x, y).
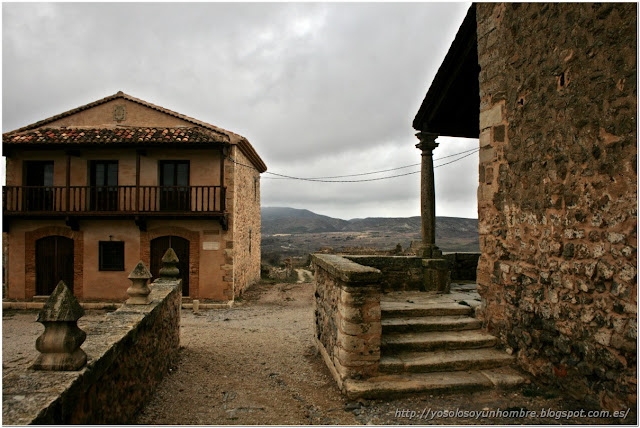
top-left (295, 268), bottom-right (313, 283)
top-left (136, 281), bottom-right (356, 425)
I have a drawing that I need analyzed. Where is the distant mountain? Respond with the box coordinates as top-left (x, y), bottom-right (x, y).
top-left (260, 207), bottom-right (479, 253)
top-left (261, 207), bottom-right (348, 234)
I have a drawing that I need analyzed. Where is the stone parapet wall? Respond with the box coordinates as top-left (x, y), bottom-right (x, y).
top-left (342, 254), bottom-right (479, 290)
top-left (442, 252), bottom-right (480, 281)
top-left (2, 279), bottom-right (181, 424)
top-left (476, 3), bottom-right (637, 410)
top-left (311, 254), bottom-right (382, 387)
top-left (344, 255), bottom-right (423, 292)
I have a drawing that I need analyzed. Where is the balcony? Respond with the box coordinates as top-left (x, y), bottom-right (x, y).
top-left (3, 185), bottom-right (226, 217)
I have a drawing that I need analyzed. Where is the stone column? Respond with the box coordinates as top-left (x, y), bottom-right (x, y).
top-left (415, 132), bottom-right (450, 293)
top-left (415, 132), bottom-right (442, 258)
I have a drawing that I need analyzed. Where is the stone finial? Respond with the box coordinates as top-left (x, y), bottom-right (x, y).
top-left (159, 248), bottom-right (180, 279)
top-left (32, 281), bottom-right (87, 371)
top-left (126, 261), bottom-right (153, 305)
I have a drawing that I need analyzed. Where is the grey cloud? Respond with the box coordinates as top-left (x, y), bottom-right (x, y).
top-left (3, 2), bottom-right (477, 219)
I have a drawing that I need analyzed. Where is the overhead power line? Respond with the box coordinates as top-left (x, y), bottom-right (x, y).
top-left (229, 147), bottom-right (479, 183)
top-left (259, 147), bottom-right (480, 180)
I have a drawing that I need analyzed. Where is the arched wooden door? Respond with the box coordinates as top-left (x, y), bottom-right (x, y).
top-left (35, 236), bottom-right (74, 295)
top-left (150, 236), bottom-right (190, 296)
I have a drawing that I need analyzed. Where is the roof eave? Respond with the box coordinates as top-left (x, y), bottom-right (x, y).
top-left (412, 4), bottom-right (480, 139)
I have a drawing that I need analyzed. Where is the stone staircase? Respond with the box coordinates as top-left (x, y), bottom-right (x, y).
top-left (343, 287), bottom-right (527, 399)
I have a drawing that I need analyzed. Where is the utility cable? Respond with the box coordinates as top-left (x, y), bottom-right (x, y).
top-left (229, 147), bottom-right (479, 183)
top-left (260, 147), bottom-right (479, 180)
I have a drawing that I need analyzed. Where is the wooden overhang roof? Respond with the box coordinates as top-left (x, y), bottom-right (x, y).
top-left (3, 91), bottom-right (267, 173)
top-left (412, 4), bottom-right (480, 139)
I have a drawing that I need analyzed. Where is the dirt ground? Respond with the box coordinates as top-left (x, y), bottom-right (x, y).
top-left (133, 282), bottom-right (636, 425)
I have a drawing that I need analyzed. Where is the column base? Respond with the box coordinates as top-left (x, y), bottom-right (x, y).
top-left (32, 348), bottom-right (87, 371)
top-left (416, 244), bottom-right (443, 258)
top-left (422, 258), bottom-right (451, 293)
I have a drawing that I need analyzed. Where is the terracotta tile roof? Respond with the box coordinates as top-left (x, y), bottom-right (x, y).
top-left (6, 91), bottom-right (233, 139)
top-left (3, 127), bottom-right (227, 145)
top-left (4, 91), bottom-right (267, 173)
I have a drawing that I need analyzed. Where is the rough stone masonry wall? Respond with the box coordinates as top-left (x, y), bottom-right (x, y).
top-left (231, 146), bottom-right (262, 298)
top-left (3, 280), bottom-right (181, 424)
top-left (442, 252), bottom-right (481, 281)
top-left (311, 254), bottom-right (382, 388)
top-left (344, 255), bottom-right (424, 292)
top-left (476, 3), bottom-right (637, 411)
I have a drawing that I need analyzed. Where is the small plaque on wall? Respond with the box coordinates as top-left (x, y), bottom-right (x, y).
top-left (203, 242), bottom-right (220, 250)
top-left (114, 105), bottom-right (126, 122)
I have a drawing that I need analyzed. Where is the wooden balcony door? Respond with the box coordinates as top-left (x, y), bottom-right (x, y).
top-left (90, 161), bottom-right (119, 211)
top-left (150, 236), bottom-right (190, 296)
top-left (159, 161), bottom-right (190, 211)
top-left (36, 236), bottom-right (74, 295)
top-left (24, 161), bottom-right (54, 211)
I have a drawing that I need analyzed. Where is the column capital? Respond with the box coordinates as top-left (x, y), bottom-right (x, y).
top-left (415, 132), bottom-right (439, 152)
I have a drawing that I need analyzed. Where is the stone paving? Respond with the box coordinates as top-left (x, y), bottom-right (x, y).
top-left (381, 282), bottom-right (482, 311)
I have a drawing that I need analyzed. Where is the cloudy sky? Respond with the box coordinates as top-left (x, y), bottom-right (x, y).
top-left (2, 2), bottom-right (478, 220)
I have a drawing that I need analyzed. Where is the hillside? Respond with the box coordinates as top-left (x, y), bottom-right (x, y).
top-left (261, 207), bottom-right (479, 261)
top-left (262, 207), bottom-right (348, 234)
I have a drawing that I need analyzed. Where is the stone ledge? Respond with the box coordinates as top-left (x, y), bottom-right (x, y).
top-left (182, 301), bottom-right (233, 310)
top-left (345, 255), bottom-right (423, 269)
top-left (342, 366), bottom-right (527, 399)
top-left (311, 254), bottom-right (381, 284)
top-left (2, 281), bottom-right (181, 425)
top-left (3, 301), bottom-right (123, 310)
top-left (3, 300), bottom-right (232, 311)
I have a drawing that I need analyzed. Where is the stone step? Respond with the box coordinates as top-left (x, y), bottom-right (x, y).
top-left (343, 367), bottom-right (527, 399)
top-left (381, 330), bottom-right (497, 352)
top-left (379, 348), bottom-right (515, 373)
top-left (382, 316), bottom-right (482, 333)
top-left (381, 301), bottom-right (473, 318)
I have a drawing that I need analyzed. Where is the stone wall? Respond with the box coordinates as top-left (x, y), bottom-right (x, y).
top-left (230, 145), bottom-right (262, 297)
top-left (342, 254), bottom-right (479, 290)
top-left (476, 3), bottom-right (637, 410)
top-left (442, 252), bottom-right (480, 281)
top-left (2, 279), bottom-right (181, 424)
top-left (311, 254), bottom-right (382, 388)
top-left (344, 255), bottom-right (423, 292)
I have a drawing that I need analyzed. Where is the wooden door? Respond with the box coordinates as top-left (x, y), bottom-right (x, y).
top-left (150, 236), bottom-right (190, 296)
top-left (159, 161), bottom-right (190, 211)
top-left (36, 236), bottom-right (74, 295)
top-left (90, 160), bottom-right (119, 211)
top-left (24, 161), bottom-right (54, 211)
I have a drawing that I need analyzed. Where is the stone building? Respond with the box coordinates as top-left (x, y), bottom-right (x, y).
top-left (413, 4), bottom-right (636, 410)
top-left (3, 91), bottom-right (266, 302)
